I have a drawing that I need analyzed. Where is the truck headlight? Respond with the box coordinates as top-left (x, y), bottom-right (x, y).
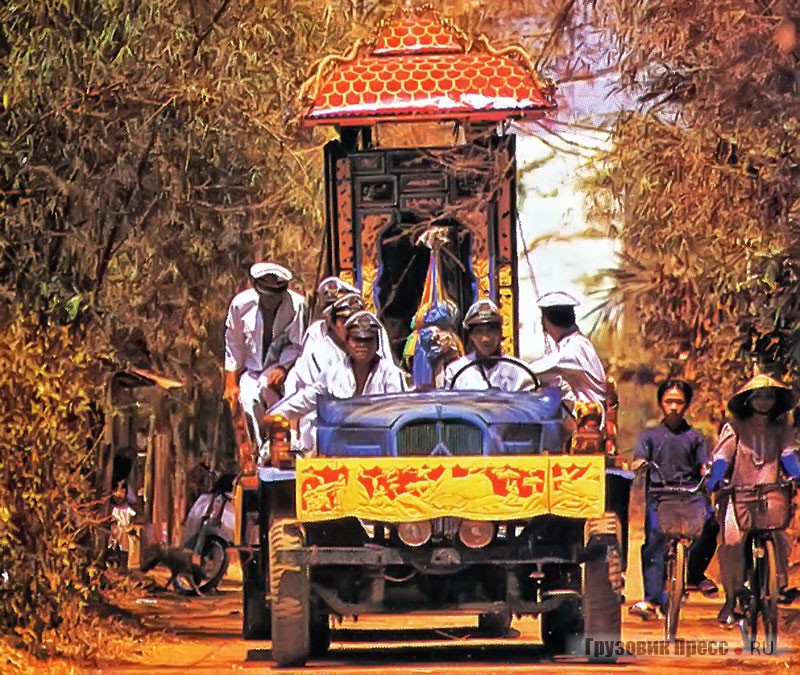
top-left (458, 520), bottom-right (495, 549)
top-left (397, 520), bottom-right (432, 547)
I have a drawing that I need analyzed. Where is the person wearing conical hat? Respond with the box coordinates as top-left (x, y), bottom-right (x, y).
top-left (266, 311), bottom-right (407, 453)
top-left (707, 372), bottom-right (800, 627)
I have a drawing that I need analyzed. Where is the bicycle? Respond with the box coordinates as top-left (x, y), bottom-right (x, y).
top-left (641, 461), bottom-right (710, 642)
top-left (718, 479), bottom-right (796, 652)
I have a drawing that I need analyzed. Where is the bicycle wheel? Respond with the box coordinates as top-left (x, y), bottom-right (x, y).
top-left (664, 541), bottom-right (685, 642)
top-left (741, 539), bottom-right (759, 647)
top-left (760, 538), bottom-right (779, 650)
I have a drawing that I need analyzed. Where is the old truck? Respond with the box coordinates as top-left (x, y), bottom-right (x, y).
top-left (232, 6), bottom-right (630, 667)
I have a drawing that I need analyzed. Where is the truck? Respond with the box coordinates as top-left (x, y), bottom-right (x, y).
top-left (232, 6), bottom-right (631, 667)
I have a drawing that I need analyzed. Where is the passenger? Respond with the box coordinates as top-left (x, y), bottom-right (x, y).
top-left (265, 311), bottom-right (407, 452)
top-left (529, 291), bottom-right (606, 403)
top-left (299, 276), bottom-right (359, 348)
top-left (706, 373), bottom-right (800, 627)
top-left (285, 293), bottom-right (366, 396)
top-left (629, 379), bottom-right (719, 622)
top-left (443, 300), bottom-right (537, 391)
top-left (281, 293), bottom-right (366, 448)
top-left (223, 262), bottom-right (306, 448)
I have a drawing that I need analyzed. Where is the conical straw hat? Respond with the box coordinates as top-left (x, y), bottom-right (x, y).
top-left (727, 373), bottom-right (795, 416)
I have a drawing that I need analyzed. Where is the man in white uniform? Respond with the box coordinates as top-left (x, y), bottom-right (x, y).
top-left (266, 311), bottom-right (406, 450)
top-left (529, 291), bottom-right (607, 403)
top-left (443, 300), bottom-right (537, 391)
top-left (223, 262), bottom-right (306, 447)
top-left (298, 276), bottom-right (359, 348)
top-left (281, 293), bottom-right (366, 447)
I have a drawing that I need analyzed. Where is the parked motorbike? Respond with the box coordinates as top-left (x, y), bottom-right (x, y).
top-left (174, 465), bottom-right (235, 595)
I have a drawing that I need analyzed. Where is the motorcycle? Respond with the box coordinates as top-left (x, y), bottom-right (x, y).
top-left (174, 465), bottom-right (236, 595)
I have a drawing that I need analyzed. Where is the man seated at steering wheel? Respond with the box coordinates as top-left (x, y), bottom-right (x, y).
top-left (443, 299), bottom-right (538, 391)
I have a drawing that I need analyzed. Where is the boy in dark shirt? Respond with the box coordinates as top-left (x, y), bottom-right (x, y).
top-left (629, 379), bottom-right (719, 620)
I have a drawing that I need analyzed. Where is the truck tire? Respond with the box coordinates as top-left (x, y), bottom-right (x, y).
top-left (583, 542), bottom-right (622, 661)
top-left (541, 543), bottom-right (622, 658)
top-left (242, 554), bottom-right (270, 640)
top-left (269, 519), bottom-right (310, 667)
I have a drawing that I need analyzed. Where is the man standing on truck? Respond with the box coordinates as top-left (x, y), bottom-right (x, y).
top-left (265, 311), bottom-right (406, 451)
top-left (443, 300), bottom-right (538, 391)
top-left (529, 291), bottom-right (607, 403)
top-left (223, 262), bottom-right (306, 448)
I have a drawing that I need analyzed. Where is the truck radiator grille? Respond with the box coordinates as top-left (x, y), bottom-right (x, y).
top-left (396, 421), bottom-right (483, 456)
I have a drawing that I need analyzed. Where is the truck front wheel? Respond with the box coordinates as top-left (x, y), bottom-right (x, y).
top-left (541, 543), bottom-right (622, 658)
top-left (269, 519), bottom-right (310, 667)
top-left (582, 542), bottom-right (622, 660)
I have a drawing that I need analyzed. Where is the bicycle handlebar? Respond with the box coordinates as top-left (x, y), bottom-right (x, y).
top-left (717, 477), bottom-right (799, 497)
top-left (639, 459), bottom-right (709, 494)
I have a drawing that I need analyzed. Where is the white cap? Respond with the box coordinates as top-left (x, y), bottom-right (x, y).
top-left (317, 276), bottom-right (359, 304)
top-left (344, 310), bottom-right (382, 338)
top-left (537, 291), bottom-right (579, 308)
top-left (249, 262), bottom-right (292, 282)
top-left (463, 299), bottom-right (502, 328)
top-left (324, 293), bottom-right (365, 319)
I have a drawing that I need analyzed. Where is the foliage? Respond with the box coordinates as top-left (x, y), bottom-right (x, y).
top-left (0, 0), bottom-right (371, 656)
top-left (587, 0), bottom-right (800, 414)
top-left (0, 0), bottom-right (615, 656)
top-left (0, 315), bottom-right (105, 657)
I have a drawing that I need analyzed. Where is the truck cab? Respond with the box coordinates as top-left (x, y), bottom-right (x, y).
top-left (235, 7), bottom-right (630, 666)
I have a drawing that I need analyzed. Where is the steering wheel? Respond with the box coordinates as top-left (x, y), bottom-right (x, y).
top-left (448, 355), bottom-right (541, 390)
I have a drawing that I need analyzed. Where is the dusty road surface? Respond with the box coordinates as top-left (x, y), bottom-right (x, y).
top-left (87, 512), bottom-right (800, 675)
top-left (89, 582), bottom-right (800, 675)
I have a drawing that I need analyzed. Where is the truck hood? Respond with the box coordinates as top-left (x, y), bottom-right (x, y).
top-left (317, 386), bottom-right (563, 427)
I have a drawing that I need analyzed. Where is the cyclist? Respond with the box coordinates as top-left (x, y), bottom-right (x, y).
top-left (706, 373), bottom-right (800, 627)
top-left (629, 379), bottom-right (719, 620)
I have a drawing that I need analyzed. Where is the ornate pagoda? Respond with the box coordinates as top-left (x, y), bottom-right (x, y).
top-left (301, 4), bottom-right (556, 358)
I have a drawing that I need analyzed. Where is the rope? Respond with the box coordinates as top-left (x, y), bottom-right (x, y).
top-left (516, 213), bottom-right (539, 299)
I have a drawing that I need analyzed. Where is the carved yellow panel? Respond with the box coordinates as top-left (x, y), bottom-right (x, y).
top-left (548, 456), bottom-right (606, 519)
top-left (497, 263), bottom-right (515, 355)
top-left (471, 256), bottom-right (490, 299)
top-left (361, 263), bottom-right (377, 313)
top-left (295, 455), bottom-right (605, 522)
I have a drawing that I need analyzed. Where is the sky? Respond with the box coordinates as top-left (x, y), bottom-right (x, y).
top-left (513, 71), bottom-right (629, 359)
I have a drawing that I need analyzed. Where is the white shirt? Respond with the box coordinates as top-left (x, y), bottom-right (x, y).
top-left (443, 353), bottom-right (538, 391)
top-left (270, 357), bottom-right (407, 422)
top-left (287, 323), bottom-right (394, 395)
top-left (224, 288), bottom-right (306, 375)
top-left (530, 329), bottom-right (606, 403)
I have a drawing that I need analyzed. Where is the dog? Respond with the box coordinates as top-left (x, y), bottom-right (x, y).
top-left (139, 542), bottom-right (207, 595)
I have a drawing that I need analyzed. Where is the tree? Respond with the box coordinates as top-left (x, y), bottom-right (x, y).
top-left (0, 0), bottom-right (361, 654)
top-left (588, 0), bottom-right (800, 415)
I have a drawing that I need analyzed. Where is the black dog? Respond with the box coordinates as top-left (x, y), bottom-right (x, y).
top-left (140, 542), bottom-right (206, 595)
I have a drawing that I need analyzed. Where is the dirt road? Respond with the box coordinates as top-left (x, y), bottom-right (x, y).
top-left (87, 517), bottom-right (800, 675)
top-left (88, 582), bottom-right (800, 674)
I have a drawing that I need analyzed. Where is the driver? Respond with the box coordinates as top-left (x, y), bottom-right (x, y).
top-left (443, 300), bottom-right (537, 391)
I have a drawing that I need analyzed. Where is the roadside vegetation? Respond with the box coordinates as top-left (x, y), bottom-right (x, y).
top-left (3, 0), bottom-right (799, 667)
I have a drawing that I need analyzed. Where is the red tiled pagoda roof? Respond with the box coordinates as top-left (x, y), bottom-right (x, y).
top-left (302, 9), bottom-right (556, 126)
